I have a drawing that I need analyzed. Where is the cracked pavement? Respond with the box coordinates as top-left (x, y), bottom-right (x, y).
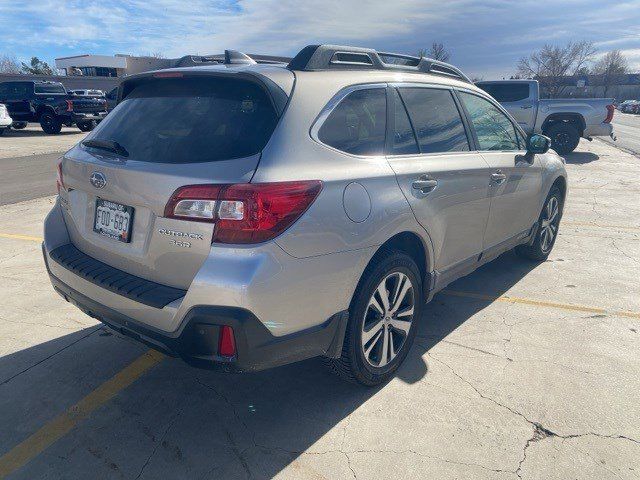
top-left (0, 138), bottom-right (639, 479)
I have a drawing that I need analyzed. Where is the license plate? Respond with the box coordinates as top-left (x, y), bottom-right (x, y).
top-left (93, 199), bottom-right (134, 243)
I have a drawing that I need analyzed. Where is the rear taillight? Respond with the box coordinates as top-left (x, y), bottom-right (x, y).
top-left (604, 104), bottom-right (614, 123)
top-left (65, 100), bottom-right (73, 112)
top-left (56, 161), bottom-right (64, 194)
top-left (165, 181), bottom-right (322, 244)
top-left (218, 325), bottom-right (236, 357)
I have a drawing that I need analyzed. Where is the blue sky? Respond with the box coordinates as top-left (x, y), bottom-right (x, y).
top-left (1, 0), bottom-right (639, 78)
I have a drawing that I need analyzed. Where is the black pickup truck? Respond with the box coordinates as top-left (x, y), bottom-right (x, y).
top-left (0, 80), bottom-right (107, 134)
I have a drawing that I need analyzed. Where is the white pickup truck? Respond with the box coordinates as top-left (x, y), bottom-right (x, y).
top-left (476, 80), bottom-right (615, 154)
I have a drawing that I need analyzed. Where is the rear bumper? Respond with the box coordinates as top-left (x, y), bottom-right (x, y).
top-left (68, 112), bottom-right (107, 122)
top-left (584, 123), bottom-right (613, 138)
top-left (45, 248), bottom-right (348, 372)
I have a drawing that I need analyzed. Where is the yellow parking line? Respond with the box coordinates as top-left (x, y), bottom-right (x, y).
top-left (442, 290), bottom-right (640, 319)
top-left (562, 221), bottom-right (640, 232)
top-left (0, 350), bottom-right (164, 478)
top-left (0, 232), bottom-right (43, 242)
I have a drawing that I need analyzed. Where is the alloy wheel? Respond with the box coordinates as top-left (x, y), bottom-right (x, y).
top-left (361, 272), bottom-right (415, 368)
top-left (540, 196), bottom-right (559, 253)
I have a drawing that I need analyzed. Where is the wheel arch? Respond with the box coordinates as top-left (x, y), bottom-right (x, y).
top-left (551, 175), bottom-right (567, 200)
top-left (36, 105), bottom-right (57, 119)
top-left (542, 113), bottom-right (586, 136)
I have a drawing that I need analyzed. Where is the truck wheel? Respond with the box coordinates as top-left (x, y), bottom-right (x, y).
top-left (77, 121), bottom-right (96, 132)
top-left (516, 186), bottom-right (563, 261)
top-left (12, 121), bottom-right (27, 130)
top-left (545, 123), bottom-right (580, 155)
top-left (326, 249), bottom-right (422, 386)
top-left (40, 112), bottom-right (62, 134)
top-left (0, 128), bottom-right (5, 136)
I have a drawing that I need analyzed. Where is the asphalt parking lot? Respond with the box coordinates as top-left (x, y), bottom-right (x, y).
top-left (0, 135), bottom-right (639, 479)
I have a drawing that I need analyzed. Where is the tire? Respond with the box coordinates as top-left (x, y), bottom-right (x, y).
top-left (327, 249), bottom-right (423, 386)
top-left (39, 112), bottom-right (62, 134)
top-left (0, 128), bottom-right (4, 136)
top-left (545, 123), bottom-right (580, 155)
top-left (516, 186), bottom-right (563, 261)
top-left (12, 121), bottom-right (27, 130)
top-left (77, 120), bottom-right (96, 132)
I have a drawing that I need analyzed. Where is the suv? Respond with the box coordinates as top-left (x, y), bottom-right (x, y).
top-left (0, 81), bottom-right (107, 133)
top-left (43, 45), bottom-right (567, 386)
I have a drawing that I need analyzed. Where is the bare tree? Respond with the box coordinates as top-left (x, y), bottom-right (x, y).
top-left (517, 41), bottom-right (596, 97)
top-left (0, 54), bottom-right (21, 74)
top-left (592, 50), bottom-right (628, 97)
top-left (418, 43), bottom-right (451, 62)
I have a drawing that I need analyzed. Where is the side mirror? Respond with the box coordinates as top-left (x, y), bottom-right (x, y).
top-left (527, 134), bottom-right (551, 155)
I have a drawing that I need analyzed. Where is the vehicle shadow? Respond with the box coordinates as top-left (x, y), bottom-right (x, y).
top-left (2, 128), bottom-right (83, 138)
top-left (0, 251), bottom-right (538, 479)
top-left (563, 151), bottom-right (599, 164)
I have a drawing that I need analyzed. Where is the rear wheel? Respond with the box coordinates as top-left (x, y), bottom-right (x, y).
top-left (327, 249), bottom-right (422, 386)
top-left (12, 121), bottom-right (27, 129)
top-left (40, 112), bottom-right (62, 134)
top-left (516, 186), bottom-right (563, 261)
top-left (77, 120), bottom-right (96, 132)
top-left (0, 128), bottom-right (5, 136)
top-left (545, 123), bottom-right (580, 155)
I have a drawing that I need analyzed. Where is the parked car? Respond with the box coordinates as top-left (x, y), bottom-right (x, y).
top-left (618, 100), bottom-right (638, 113)
top-left (0, 81), bottom-right (107, 133)
top-left (69, 89), bottom-right (105, 97)
top-left (476, 80), bottom-right (615, 154)
top-left (43, 45), bottom-right (567, 385)
top-left (0, 103), bottom-right (12, 135)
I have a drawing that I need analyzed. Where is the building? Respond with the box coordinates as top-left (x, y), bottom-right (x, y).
top-left (55, 53), bottom-right (291, 78)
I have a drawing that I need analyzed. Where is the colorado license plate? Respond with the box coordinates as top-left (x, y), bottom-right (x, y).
top-left (93, 199), bottom-right (134, 243)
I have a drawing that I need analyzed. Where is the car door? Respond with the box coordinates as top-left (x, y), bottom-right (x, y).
top-left (477, 82), bottom-right (536, 132)
top-left (0, 82), bottom-right (32, 120)
top-left (457, 90), bottom-right (543, 254)
top-left (386, 85), bottom-right (492, 285)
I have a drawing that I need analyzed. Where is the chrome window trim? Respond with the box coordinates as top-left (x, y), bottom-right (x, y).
top-left (309, 83), bottom-right (388, 158)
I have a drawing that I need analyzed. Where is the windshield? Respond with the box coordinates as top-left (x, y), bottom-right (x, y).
top-left (87, 77), bottom-right (279, 163)
top-left (35, 83), bottom-right (66, 94)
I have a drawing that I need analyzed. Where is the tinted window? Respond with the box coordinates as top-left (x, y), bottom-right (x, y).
top-left (477, 83), bottom-right (530, 102)
top-left (391, 89), bottom-right (419, 155)
top-left (399, 88), bottom-right (469, 153)
top-left (35, 83), bottom-right (66, 94)
top-left (318, 88), bottom-right (386, 155)
top-left (459, 92), bottom-right (520, 151)
top-left (516, 128), bottom-right (527, 150)
top-left (87, 77), bottom-right (279, 163)
top-left (0, 83), bottom-right (30, 98)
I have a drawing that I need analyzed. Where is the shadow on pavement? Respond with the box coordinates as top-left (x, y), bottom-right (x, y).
top-left (1, 129), bottom-right (82, 138)
top-left (563, 151), bottom-right (599, 164)
top-left (0, 251), bottom-right (538, 479)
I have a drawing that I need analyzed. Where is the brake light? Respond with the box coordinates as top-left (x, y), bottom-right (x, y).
top-left (56, 161), bottom-right (64, 194)
top-left (604, 104), bottom-right (614, 123)
top-left (164, 181), bottom-right (323, 244)
top-left (65, 100), bottom-right (73, 112)
top-left (218, 325), bottom-right (236, 357)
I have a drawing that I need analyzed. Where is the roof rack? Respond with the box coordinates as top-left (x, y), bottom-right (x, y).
top-left (287, 45), bottom-right (472, 83)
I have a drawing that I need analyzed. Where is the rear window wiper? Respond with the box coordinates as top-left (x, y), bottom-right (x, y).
top-left (82, 139), bottom-right (129, 157)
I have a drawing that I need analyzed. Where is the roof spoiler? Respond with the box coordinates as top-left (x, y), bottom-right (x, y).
top-left (287, 44), bottom-right (472, 83)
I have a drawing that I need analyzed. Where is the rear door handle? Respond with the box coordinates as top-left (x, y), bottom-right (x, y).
top-left (412, 175), bottom-right (438, 194)
top-left (491, 171), bottom-right (507, 184)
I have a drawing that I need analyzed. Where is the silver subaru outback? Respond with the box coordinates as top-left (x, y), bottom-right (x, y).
top-left (43, 45), bottom-right (567, 386)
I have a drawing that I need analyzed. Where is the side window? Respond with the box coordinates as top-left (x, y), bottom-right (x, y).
top-left (399, 88), bottom-right (469, 153)
top-left (0, 84), bottom-right (8, 96)
top-left (477, 83), bottom-right (529, 103)
top-left (318, 88), bottom-right (386, 156)
top-left (458, 92), bottom-right (520, 151)
top-left (391, 89), bottom-right (419, 155)
top-left (516, 128), bottom-right (527, 150)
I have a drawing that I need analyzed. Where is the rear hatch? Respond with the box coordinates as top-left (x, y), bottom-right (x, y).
top-left (68, 95), bottom-right (107, 114)
top-left (59, 71), bottom-right (290, 290)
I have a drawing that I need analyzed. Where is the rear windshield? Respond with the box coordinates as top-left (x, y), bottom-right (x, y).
top-left (87, 77), bottom-right (279, 163)
top-left (35, 83), bottom-right (66, 94)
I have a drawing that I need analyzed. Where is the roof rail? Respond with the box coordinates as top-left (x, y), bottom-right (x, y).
top-left (287, 45), bottom-right (472, 83)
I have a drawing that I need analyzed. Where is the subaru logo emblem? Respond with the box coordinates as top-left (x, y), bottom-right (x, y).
top-left (90, 172), bottom-right (107, 189)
